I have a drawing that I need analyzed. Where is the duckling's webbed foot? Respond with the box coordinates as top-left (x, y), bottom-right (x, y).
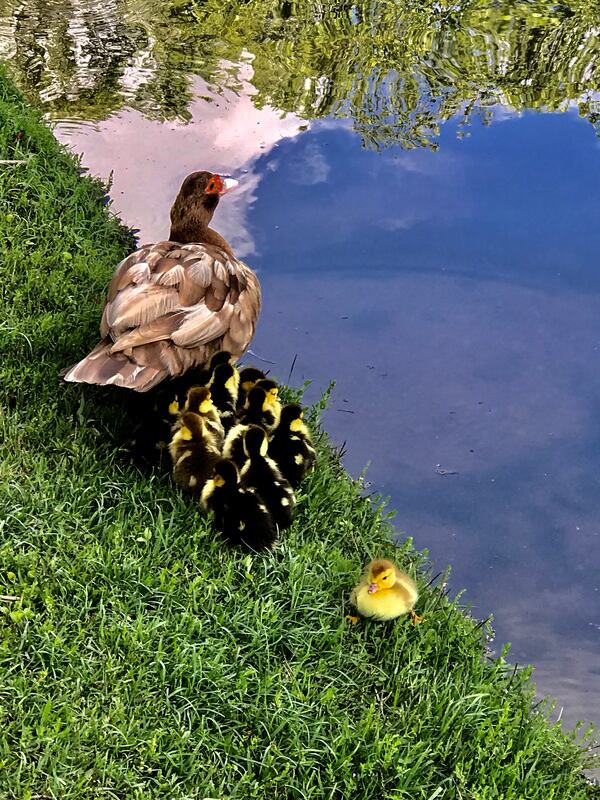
top-left (409, 610), bottom-right (424, 626)
top-left (345, 614), bottom-right (361, 625)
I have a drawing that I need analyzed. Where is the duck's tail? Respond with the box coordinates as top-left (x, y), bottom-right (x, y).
top-left (61, 338), bottom-right (166, 392)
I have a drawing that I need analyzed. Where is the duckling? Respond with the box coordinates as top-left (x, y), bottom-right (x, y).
top-left (237, 366), bottom-right (266, 410)
top-left (240, 426), bottom-right (295, 530)
top-left (348, 559), bottom-right (423, 625)
top-left (201, 349), bottom-right (234, 384)
top-left (169, 411), bottom-right (220, 496)
top-left (201, 458), bottom-right (277, 550)
top-left (208, 362), bottom-right (239, 432)
top-left (222, 422), bottom-right (251, 467)
top-left (269, 403), bottom-right (316, 488)
top-left (183, 386), bottom-right (225, 446)
top-left (255, 379), bottom-right (281, 425)
top-left (238, 383), bottom-right (281, 433)
top-left (126, 368), bottom-right (207, 469)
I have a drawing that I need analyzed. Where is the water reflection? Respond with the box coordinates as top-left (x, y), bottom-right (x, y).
top-left (247, 115), bottom-right (600, 733)
top-left (56, 67), bottom-right (307, 255)
top-left (1, 0), bottom-right (600, 148)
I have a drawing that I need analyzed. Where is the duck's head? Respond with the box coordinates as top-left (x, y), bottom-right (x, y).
top-left (367, 559), bottom-right (398, 593)
top-left (280, 403), bottom-right (304, 431)
top-left (170, 171), bottom-right (238, 241)
top-left (239, 367), bottom-right (266, 395)
top-left (186, 386), bottom-right (214, 415)
top-left (212, 458), bottom-right (240, 488)
top-left (255, 379), bottom-right (279, 409)
top-left (178, 171), bottom-right (238, 211)
top-left (243, 425), bottom-right (269, 459)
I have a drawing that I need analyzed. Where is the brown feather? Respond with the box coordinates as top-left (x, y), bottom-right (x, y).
top-left (109, 312), bottom-right (186, 352)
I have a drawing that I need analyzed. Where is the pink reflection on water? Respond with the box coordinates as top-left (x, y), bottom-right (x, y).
top-left (54, 67), bottom-right (307, 257)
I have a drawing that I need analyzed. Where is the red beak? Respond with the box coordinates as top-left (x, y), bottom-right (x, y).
top-left (208, 174), bottom-right (239, 195)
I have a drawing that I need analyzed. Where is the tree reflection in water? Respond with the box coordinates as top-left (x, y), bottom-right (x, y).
top-left (0, 0), bottom-right (598, 148)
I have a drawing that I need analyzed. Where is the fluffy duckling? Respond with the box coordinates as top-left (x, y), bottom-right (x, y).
top-left (167, 351), bottom-right (233, 419)
top-left (269, 403), bottom-right (316, 488)
top-left (255, 378), bottom-right (281, 423)
top-left (238, 382), bottom-right (281, 432)
top-left (126, 368), bottom-right (208, 469)
top-left (349, 559), bottom-right (422, 625)
top-left (237, 366), bottom-right (266, 410)
top-left (169, 411), bottom-right (221, 496)
top-left (183, 386), bottom-right (225, 446)
top-left (222, 422), bottom-right (251, 467)
top-left (201, 459), bottom-right (277, 550)
top-left (240, 426), bottom-right (295, 530)
top-left (208, 362), bottom-right (239, 431)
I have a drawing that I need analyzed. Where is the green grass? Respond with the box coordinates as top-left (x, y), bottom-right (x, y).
top-left (0, 67), bottom-right (598, 799)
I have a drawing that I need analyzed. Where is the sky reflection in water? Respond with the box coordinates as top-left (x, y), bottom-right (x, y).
top-left (56, 94), bottom-right (600, 731)
top-left (249, 113), bottom-right (600, 730)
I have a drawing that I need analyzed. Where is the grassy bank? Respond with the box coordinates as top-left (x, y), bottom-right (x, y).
top-left (0, 69), bottom-right (598, 799)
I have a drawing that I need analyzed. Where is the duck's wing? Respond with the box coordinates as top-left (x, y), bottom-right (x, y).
top-left (63, 241), bottom-right (261, 392)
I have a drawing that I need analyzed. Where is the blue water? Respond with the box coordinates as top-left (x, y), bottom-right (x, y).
top-left (248, 112), bottom-right (600, 728)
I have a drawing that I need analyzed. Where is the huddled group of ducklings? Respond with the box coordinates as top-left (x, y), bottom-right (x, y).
top-left (143, 350), bottom-right (420, 625)
top-left (164, 351), bottom-right (316, 551)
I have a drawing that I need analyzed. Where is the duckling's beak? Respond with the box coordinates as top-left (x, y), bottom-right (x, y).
top-left (368, 582), bottom-right (379, 594)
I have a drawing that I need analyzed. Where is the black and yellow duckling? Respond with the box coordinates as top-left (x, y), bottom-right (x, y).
top-left (183, 386), bottom-right (225, 446)
top-left (169, 411), bottom-right (221, 497)
top-left (254, 378), bottom-right (281, 424)
top-left (348, 559), bottom-right (423, 625)
top-left (237, 366), bottom-right (266, 410)
top-left (162, 351), bottom-right (232, 420)
top-left (240, 425), bottom-right (295, 530)
top-left (208, 362), bottom-right (239, 432)
top-left (201, 458), bottom-right (277, 550)
top-left (126, 368), bottom-right (207, 469)
top-left (238, 382), bottom-right (281, 433)
top-left (269, 403), bottom-right (316, 488)
top-left (222, 422), bottom-right (251, 467)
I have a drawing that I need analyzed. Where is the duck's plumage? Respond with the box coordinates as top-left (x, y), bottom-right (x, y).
top-left (62, 172), bottom-right (261, 393)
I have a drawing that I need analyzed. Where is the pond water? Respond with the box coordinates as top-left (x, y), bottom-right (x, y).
top-left (2, 0), bottom-right (599, 735)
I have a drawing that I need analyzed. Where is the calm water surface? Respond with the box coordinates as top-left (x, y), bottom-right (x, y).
top-left (2, 0), bottom-right (599, 733)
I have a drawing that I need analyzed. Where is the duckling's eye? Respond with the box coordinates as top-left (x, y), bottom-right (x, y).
top-left (207, 178), bottom-right (216, 192)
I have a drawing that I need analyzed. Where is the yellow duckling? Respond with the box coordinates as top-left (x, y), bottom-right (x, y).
top-left (349, 559), bottom-right (422, 625)
top-left (183, 386), bottom-right (225, 445)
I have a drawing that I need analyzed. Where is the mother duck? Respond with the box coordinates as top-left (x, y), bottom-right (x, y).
top-left (63, 171), bottom-right (261, 392)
